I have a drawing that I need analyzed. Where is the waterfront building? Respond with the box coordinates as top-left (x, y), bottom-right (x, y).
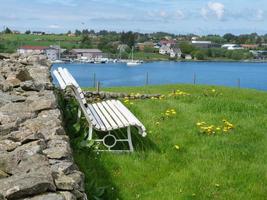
top-left (70, 49), bottom-right (103, 59)
top-left (17, 46), bottom-right (47, 54)
top-left (240, 44), bottom-right (259, 49)
top-left (191, 40), bottom-right (220, 48)
top-left (221, 44), bottom-right (244, 50)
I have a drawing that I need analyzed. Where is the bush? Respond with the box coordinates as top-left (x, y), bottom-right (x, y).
top-left (194, 50), bottom-right (206, 60)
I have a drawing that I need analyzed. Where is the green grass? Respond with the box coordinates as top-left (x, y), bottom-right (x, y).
top-left (61, 84), bottom-right (267, 200)
top-left (132, 52), bottom-right (170, 61)
top-left (0, 34), bottom-right (82, 52)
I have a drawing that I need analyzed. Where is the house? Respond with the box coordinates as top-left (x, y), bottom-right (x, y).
top-left (159, 45), bottom-right (171, 55)
top-left (240, 44), bottom-right (259, 49)
top-left (45, 47), bottom-right (60, 61)
top-left (71, 49), bottom-right (103, 59)
top-left (160, 40), bottom-right (177, 47)
top-left (137, 42), bottom-right (154, 51)
top-left (250, 50), bottom-right (267, 59)
top-left (221, 44), bottom-right (244, 50)
top-left (17, 46), bottom-right (47, 54)
top-left (170, 48), bottom-right (182, 58)
top-left (17, 45), bottom-right (65, 61)
top-left (191, 41), bottom-right (220, 48)
top-left (153, 43), bottom-right (161, 49)
top-left (185, 54), bottom-right (192, 60)
top-left (32, 31), bottom-right (45, 35)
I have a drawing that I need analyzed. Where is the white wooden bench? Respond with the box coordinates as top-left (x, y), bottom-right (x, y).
top-left (53, 67), bottom-right (146, 152)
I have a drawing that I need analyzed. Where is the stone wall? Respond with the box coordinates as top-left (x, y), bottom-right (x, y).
top-left (0, 54), bottom-right (87, 200)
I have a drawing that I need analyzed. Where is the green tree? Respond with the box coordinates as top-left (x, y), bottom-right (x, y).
top-left (25, 30), bottom-right (31, 34)
top-left (75, 29), bottom-right (82, 36)
top-left (179, 42), bottom-right (196, 54)
top-left (194, 50), bottom-right (206, 60)
top-left (120, 31), bottom-right (136, 48)
top-left (223, 33), bottom-right (236, 43)
top-left (80, 35), bottom-right (92, 48)
top-left (4, 27), bottom-right (12, 34)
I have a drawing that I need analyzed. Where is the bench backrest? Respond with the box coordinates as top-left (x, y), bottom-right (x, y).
top-left (53, 67), bottom-right (93, 125)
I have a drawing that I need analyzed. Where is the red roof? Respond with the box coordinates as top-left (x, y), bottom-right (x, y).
top-left (160, 40), bottom-right (176, 46)
top-left (19, 46), bottom-right (48, 50)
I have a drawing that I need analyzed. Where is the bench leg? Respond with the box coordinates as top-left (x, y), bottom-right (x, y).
top-left (127, 126), bottom-right (134, 152)
top-left (77, 108), bottom-right (81, 119)
top-left (87, 125), bottom-right (93, 140)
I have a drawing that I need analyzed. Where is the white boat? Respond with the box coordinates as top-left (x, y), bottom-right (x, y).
top-left (127, 47), bottom-right (141, 66)
top-left (51, 59), bottom-right (64, 64)
top-left (127, 61), bottom-right (141, 66)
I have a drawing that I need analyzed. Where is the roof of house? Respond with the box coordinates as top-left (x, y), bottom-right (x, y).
top-left (241, 44), bottom-right (259, 48)
top-left (71, 49), bottom-right (102, 53)
top-left (192, 41), bottom-right (212, 44)
top-left (19, 46), bottom-right (48, 50)
top-left (160, 40), bottom-right (177, 45)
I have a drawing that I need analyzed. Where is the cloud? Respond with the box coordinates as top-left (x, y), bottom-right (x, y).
top-left (36, 0), bottom-right (76, 7)
top-left (255, 9), bottom-right (264, 21)
top-left (48, 24), bottom-right (61, 29)
top-left (201, 1), bottom-right (225, 20)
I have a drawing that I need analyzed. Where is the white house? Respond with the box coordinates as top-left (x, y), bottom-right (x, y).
top-left (221, 44), bottom-right (244, 50)
top-left (17, 46), bottom-right (47, 54)
top-left (159, 45), bottom-right (171, 55)
top-left (170, 48), bottom-right (182, 58)
top-left (185, 54), bottom-right (192, 60)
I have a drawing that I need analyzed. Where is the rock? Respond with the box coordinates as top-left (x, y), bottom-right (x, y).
top-left (4, 129), bottom-right (40, 143)
top-left (55, 171), bottom-right (84, 191)
top-left (71, 190), bottom-right (87, 200)
top-left (49, 159), bottom-right (77, 175)
top-left (0, 92), bottom-right (26, 104)
top-left (6, 75), bottom-right (21, 87)
top-left (16, 69), bottom-right (32, 82)
top-left (20, 80), bottom-right (43, 91)
top-left (12, 154), bottom-right (51, 176)
top-left (0, 173), bottom-right (56, 200)
top-left (60, 191), bottom-right (77, 200)
top-left (0, 54), bottom-right (87, 199)
top-left (0, 140), bottom-right (46, 174)
top-left (20, 193), bottom-right (65, 200)
top-left (0, 193), bottom-right (5, 200)
top-left (21, 111), bottom-right (61, 134)
top-left (0, 140), bottom-right (21, 152)
top-left (43, 146), bottom-right (71, 159)
top-left (0, 170), bottom-right (9, 179)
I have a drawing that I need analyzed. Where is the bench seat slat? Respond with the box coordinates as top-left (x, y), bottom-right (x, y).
top-left (112, 100), bottom-right (146, 134)
top-left (101, 102), bottom-right (125, 128)
top-left (87, 104), bottom-right (106, 131)
top-left (106, 100), bottom-right (130, 126)
top-left (96, 102), bottom-right (119, 129)
top-left (92, 103), bottom-right (112, 131)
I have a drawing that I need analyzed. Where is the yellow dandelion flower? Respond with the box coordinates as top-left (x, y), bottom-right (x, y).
top-left (174, 145), bottom-right (180, 150)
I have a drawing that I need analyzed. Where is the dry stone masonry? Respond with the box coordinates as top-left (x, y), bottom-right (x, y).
top-left (0, 53), bottom-right (87, 200)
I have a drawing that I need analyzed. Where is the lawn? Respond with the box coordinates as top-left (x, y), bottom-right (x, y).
top-left (61, 84), bottom-right (267, 200)
top-left (133, 52), bottom-right (170, 61)
top-left (0, 34), bottom-right (81, 52)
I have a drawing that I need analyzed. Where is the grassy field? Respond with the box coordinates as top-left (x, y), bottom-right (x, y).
top-left (61, 84), bottom-right (267, 200)
top-left (132, 52), bottom-right (170, 61)
top-left (0, 34), bottom-right (81, 52)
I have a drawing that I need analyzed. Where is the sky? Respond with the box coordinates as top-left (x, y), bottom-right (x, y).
top-left (0, 0), bottom-right (266, 35)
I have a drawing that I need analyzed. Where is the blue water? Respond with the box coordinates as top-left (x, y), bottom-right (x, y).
top-left (52, 61), bottom-right (267, 91)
